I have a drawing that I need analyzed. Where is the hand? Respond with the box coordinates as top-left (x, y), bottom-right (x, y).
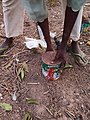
top-left (52, 49), bottom-right (66, 68)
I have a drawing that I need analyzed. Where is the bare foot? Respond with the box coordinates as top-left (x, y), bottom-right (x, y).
top-left (52, 49), bottom-right (66, 68)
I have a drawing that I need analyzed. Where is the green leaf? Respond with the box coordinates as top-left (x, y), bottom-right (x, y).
top-left (22, 112), bottom-right (32, 120)
top-left (0, 102), bottom-right (12, 111)
top-left (26, 98), bottom-right (38, 105)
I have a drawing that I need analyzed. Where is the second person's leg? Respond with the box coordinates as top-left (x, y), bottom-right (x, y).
top-left (0, 0), bottom-right (24, 54)
top-left (22, 0), bottom-right (53, 51)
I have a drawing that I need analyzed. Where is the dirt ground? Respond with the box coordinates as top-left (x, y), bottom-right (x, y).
top-left (0, 1), bottom-right (90, 120)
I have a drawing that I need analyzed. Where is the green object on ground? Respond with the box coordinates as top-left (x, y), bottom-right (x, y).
top-left (0, 102), bottom-right (12, 111)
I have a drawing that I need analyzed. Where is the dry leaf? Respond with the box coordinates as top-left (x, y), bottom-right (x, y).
top-left (17, 67), bottom-right (21, 76)
top-left (22, 62), bottom-right (29, 72)
top-left (87, 41), bottom-right (90, 46)
top-left (64, 64), bottom-right (73, 69)
top-left (17, 67), bottom-right (25, 81)
top-left (22, 112), bottom-right (32, 120)
top-left (21, 68), bottom-right (25, 80)
top-left (17, 61), bottom-right (28, 81)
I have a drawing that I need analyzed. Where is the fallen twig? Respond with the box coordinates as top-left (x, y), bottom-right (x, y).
top-left (0, 55), bottom-right (8, 58)
top-left (43, 90), bottom-right (49, 95)
top-left (64, 109), bottom-right (75, 120)
top-left (42, 105), bottom-right (53, 116)
top-left (0, 83), bottom-right (11, 95)
top-left (27, 82), bottom-right (40, 85)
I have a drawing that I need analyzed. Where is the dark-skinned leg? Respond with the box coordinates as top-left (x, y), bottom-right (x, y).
top-left (70, 7), bottom-right (84, 55)
top-left (55, 6), bottom-right (79, 66)
top-left (0, 37), bottom-right (13, 55)
top-left (37, 18), bottom-right (53, 51)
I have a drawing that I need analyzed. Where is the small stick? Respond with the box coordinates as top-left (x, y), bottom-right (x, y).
top-left (27, 82), bottom-right (40, 85)
top-left (43, 90), bottom-right (49, 95)
top-left (64, 109), bottom-right (75, 120)
top-left (42, 105), bottom-right (53, 116)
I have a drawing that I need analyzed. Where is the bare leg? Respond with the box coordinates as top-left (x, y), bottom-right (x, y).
top-left (37, 18), bottom-right (53, 51)
top-left (54, 6), bottom-right (79, 66)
